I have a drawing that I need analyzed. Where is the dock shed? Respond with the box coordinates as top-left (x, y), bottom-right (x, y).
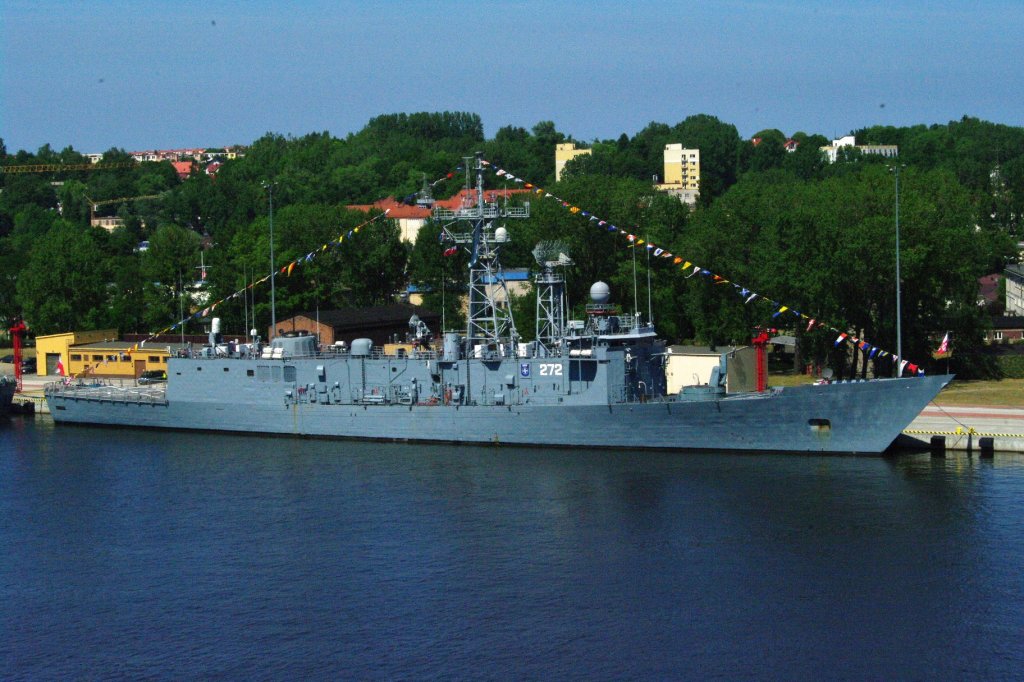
top-left (34, 329), bottom-right (118, 376)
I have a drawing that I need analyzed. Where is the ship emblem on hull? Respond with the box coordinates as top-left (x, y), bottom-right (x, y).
top-left (520, 363), bottom-right (531, 377)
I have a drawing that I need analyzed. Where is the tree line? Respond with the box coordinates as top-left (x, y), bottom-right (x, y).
top-left (1, 112), bottom-right (1021, 378)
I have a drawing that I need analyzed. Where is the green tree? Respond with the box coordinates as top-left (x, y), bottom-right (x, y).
top-left (15, 223), bottom-right (108, 333)
top-left (671, 114), bottom-right (741, 203)
top-left (739, 129), bottom-right (787, 174)
top-left (140, 224), bottom-right (202, 331)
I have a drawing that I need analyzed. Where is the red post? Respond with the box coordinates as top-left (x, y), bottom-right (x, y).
top-left (10, 320), bottom-right (28, 393)
top-left (751, 329), bottom-right (770, 393)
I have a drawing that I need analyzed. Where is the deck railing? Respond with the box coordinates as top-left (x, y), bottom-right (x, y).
top-left (46, 380), bottom-right (168, 405)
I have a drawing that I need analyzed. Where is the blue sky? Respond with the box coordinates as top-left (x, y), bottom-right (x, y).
top-left (2, 0), bottom-right (1022, 153)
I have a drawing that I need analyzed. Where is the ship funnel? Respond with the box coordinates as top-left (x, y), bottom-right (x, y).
top-left (209, 317), bottom-right (223, 346)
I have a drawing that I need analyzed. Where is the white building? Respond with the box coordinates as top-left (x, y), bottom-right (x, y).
top-left (1006, 263), bottom-right (1024, 315)
top-left (820, 135), bottom-right (899, 163)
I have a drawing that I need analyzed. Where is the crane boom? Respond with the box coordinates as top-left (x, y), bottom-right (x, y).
top-left (0, 162), bottom-right (136, 173)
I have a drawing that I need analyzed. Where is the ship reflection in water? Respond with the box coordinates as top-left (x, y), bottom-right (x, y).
top-left (3, 417), bottom-right (1023, 678)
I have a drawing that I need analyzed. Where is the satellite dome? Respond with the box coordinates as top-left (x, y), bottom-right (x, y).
top-left (590, 281), bottom-right (611, 304)
top-left (495, 226), bottom-right (508, 242)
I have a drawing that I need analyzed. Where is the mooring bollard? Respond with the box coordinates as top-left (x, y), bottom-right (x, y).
top-left (979, 437), bottom-right (994, 458)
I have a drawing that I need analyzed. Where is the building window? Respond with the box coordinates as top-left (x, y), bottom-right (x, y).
top-left (994, 331), bottom-right (1004, 340)
top-left (71, 354), bottom-right (81, 361)
top-left (92, 355), bottom-right (103, 361)
top-left (149, 356), bottom-right (159, 362)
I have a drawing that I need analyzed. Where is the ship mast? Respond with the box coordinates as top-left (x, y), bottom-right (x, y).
top-left (533, 241), bottom-right (572, 357)
top-left (433, 152), bottom-right (529, 357)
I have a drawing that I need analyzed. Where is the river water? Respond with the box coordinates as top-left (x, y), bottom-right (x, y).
top-left (2, 415), bottom-right (1023, 679)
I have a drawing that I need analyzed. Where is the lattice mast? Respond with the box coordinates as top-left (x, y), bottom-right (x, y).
top-left (533, 242), bottom-right (572, 357)
top-left (433, 152), bottom-right (530, 355)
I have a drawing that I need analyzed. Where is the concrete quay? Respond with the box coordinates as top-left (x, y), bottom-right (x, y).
top-left (900, 405), bottom-right (1024, 453)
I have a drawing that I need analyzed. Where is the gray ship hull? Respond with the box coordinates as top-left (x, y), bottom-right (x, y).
top-left (45, 356), bottom-right (950, 453)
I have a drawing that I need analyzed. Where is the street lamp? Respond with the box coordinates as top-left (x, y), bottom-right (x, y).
top-left (263, 182), bottom-right (277, 339)
top-left (891, 164), bottom-right (905, 375)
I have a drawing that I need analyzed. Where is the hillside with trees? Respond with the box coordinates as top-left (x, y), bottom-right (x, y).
top-left (1, 113), bottom-right (1021, 378)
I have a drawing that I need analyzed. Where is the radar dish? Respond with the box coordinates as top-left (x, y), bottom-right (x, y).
top-left (533, 241), bottom-right (572, 267)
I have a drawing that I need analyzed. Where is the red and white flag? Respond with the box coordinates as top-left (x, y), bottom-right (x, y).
top-left (936, 332), bottom-right (950, 355)
top-left (56, 355), bottom-right (65, 376)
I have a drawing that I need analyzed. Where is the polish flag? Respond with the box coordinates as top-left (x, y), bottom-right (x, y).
top-left (56, 355), bottom-right (66, 376)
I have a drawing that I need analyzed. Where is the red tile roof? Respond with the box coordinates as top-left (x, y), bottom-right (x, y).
top-left (346, 198), bottom-right (431, 219)
top-left (172, 161), bottom-right (193, 179)
top-left (978, 274), bottom-right (1001, 304)
top-left (432, 188), bottom-right (531, 210)
top-left (348, 188), bottom-right (530, 218)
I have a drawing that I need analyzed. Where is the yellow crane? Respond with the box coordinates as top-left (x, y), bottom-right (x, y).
top-left (0, 162), bottom-right (136, 173)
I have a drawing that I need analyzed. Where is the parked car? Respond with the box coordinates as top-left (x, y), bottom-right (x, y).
top-left (0, 354), bottom-right (13, 363)
top-left (138, 370), bottom-right (167, 385)
top-left (21, 359), bottom-right (35, 374)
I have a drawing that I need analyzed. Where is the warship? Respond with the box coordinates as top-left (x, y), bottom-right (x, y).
top-left (45, 155), bottom-right (950, 453)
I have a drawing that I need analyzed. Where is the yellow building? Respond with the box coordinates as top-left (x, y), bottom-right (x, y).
top-left (654, 143), bottom-right (700, 205)
top-left (68, 341), bottom-right (184, 379)
top-left (67, 341), bottom-right (136, 378)
top-left (34, 329), bottom-right (118, 376)
top-left (554, 143), bottom-right (592, 182)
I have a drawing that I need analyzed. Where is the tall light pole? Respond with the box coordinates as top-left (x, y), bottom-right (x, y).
top-left (263, 182), bottom-right (277, 338)
top-left (892, 164), bottom-right (904, 375)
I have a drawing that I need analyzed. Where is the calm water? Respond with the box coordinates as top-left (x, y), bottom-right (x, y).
top-left (2, 416), bottom-right (1023, 680)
